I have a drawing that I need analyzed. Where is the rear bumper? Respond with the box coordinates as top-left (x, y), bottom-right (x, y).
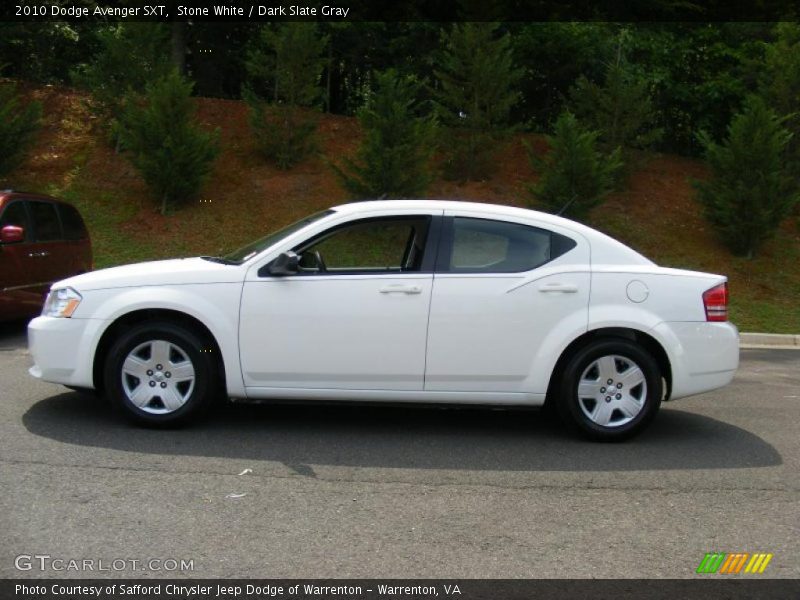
top-left (652, 321), bottom-right (739, 400)
top-left (28, 316), bottom-right (104, 388)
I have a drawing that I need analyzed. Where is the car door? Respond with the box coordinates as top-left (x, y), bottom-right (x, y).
top-left (0, 200), bottom-right (41, 318)
top-left (239, 211), bottom-right (441, 393)
top-left (424, 212), bottom-right (590, 394)
top-left (25, 200), bottom-right (68, 289)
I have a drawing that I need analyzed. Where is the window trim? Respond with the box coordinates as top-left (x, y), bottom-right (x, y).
top-left (260, 214), bottom-right (443, 277)
top-left (435, 216), bottom-right (576, 274)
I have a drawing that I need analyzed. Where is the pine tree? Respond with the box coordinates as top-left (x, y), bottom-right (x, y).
top-left (760, 22), bottom-right (800, 177)
top-left (530, 112), bottom-right (622, 221)
top-left (0, 83), bottom-right (41, 177)
top-left (119, 71), bottom-right (219, 215)
top-left (433, 23), bottom-right (522, 180)
top-left (246, 95), bottom-right (318, 171)
top-left (72, 23), bottom-right (171, 148)
top-left (694, 95), bottom-right (798, 258)
top-left (570, 33), bottom-right (662, 157)
top-left (332, 69), bottom-right (437, 199)
top-left (245, 23), bottom-right (328, 169)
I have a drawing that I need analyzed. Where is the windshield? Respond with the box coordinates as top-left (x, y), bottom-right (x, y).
top-left (220, 209), bottom-right (335, 264)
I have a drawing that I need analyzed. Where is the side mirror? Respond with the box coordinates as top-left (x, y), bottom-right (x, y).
top-left (0, 225), bottom-right (24, 244)
top-left (268, 251), bottom-right (299, 276)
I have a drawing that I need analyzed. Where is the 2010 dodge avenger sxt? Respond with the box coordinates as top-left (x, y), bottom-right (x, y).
top-left (28, 200), bottom-right (739, 440)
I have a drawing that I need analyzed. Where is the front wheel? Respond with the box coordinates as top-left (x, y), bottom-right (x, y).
top-left (558, 339), bottom-right (662, 441)
top-left (104, 321), bottom-right (219, 426)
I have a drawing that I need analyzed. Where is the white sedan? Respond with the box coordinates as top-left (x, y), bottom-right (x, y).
top-left (28, 200), bottom-right (739, 440)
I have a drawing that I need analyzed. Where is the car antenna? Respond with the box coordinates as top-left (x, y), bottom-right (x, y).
top-left (557, 194), bottom-right (578, 216)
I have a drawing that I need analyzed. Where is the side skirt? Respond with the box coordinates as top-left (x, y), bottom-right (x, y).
top-left (242, 387), bottom-right (546, 407)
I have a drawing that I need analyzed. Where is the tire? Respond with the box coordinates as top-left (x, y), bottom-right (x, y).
top-left (557, 338), bottom-right (662, 442)
top-left (104, 321), bottom-right (219, 427)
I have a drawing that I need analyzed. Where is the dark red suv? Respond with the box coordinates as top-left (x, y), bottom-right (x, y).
top-left (0, 190), bottom-right (92, 321)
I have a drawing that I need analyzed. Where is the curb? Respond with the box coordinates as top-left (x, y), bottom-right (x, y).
top-left (740, 332), bottom-right (800, 349)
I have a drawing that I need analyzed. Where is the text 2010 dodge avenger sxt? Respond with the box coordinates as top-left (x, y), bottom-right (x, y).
top-left (28, 200), bottom-right (738, 440)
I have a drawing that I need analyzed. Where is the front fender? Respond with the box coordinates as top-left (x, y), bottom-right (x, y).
top-left (80, 284), bottom-right (245, 397)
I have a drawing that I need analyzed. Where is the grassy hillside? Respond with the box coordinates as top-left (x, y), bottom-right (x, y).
top-left (4, 85), bottom-right (800, 333)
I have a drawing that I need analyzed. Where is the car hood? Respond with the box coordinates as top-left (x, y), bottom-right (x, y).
top-left (54, 257), bottom-right (245, 292)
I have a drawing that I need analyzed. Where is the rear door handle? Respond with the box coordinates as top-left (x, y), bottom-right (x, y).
top-left (27, 251), bottom-right (50, 258)
top-left (538, 282), bottom-right (578, 293)
top-left (379, 285), bottom-right (422, 294)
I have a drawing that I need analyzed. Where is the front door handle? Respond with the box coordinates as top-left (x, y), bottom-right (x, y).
top-left (538, 282), bottom-right (578, 293)
top-left (27, 251), bottom-right (50, 258)
top-left (379, 285), bottom-right (422, 294)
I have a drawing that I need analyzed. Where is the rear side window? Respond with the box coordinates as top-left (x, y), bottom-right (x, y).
top-left (57, 203), bottom-right (88, 240)
top-left (28, 201), bottom-right (62, 242)
top-left (440, 217), bottom-right (577, 273)
top-left (0, 201), bottom-right (29, 234)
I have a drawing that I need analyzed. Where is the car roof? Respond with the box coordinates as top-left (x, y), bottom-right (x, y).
top-left (332, 199), bottom-right (587, 229)
top-left (330, 199), bottom-right (654, 266)
top-left (0, 190), bottom-right (66, 204)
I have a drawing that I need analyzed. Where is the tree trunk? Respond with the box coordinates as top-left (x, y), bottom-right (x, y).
top-left (161, 193), bottom-right (168, 216)
top-left (171, 21), bottom-right (187, 75)
top-left (325, 44), bottom-right (333, 113)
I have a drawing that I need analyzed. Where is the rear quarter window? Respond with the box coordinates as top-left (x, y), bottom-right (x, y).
top-left (57, 203), bottom-right (88, 240)
top-left (442, 217), bottom-right (577, 273)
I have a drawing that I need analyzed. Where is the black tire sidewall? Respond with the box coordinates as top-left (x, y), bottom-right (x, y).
top-left (559, 339), bottom-right (662, 441)
top-left (104, 321), bottom-right (218, 426)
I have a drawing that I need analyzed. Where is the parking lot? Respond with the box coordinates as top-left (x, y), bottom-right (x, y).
top-left (1, 319), bottom-right (798, 579)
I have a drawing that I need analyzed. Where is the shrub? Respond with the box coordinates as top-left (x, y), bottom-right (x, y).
top-left (119, 71), bottom-right (219, 215)
top-left (694, 95), bottom-right (798, 258)
top-left (72, 23), bottom-right (171, 148)
top-left (570, 33), bottom-right (662, 157)
top-left (333, 69), bottom-right (437, 199)
top-left (0, 83), bottom-right (41, 177)
top-left (244, 23), bottom-right (327, 170)
top-left (433, 23), bottom-right (522, 180)
top-left (530, 112), bottom-right (622, 221)
top-left (247, 98), bottom-right (317, 170)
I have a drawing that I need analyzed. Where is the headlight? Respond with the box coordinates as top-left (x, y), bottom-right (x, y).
top-left (42, 287), bottom-right (82, 318)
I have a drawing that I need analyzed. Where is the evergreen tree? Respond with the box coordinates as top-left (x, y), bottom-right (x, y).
top-left (72, 23), bottom-right (171, 147)
top-left (569, 33), bottom-right (662, 157)
top-left (694, 95), bottom-right (798, 258)
top-left (433, 23), bottom-right (522, 180)
top-left (119, 71), bottom-right (219, 215)
top-left (332, 69), bottom-right (437, 199)
top-left (530, 112), bottom-right (622, 221)
top-left (246, 95), bottom-right (318, 171)
top-left (759, 22), bottom-right (800, 176)
top-left (245, 23), bottom-right (328, 169)
top-left (0, 83), bottom-right (41, 177)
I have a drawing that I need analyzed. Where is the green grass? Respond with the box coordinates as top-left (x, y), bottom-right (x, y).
top-left (5, 88), bottom-right (799, 333)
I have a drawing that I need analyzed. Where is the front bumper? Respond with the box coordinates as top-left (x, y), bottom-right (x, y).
top-left (652, 321), bottom-right (739, 400)
top-left (28, 316), bottom-right (106, 388)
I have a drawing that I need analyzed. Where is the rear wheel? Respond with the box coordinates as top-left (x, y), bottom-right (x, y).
top-left (104, 321), bottom-right (219, 426)
top-left (558, 339), bottom-right (662, 441)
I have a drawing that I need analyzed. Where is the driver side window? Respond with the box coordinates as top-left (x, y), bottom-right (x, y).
top-left (298, 216), bottom-right (431, 273)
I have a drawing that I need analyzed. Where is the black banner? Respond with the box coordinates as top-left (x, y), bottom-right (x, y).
top-left (3, 579), bottom-right (800, 600)
top-left (2, 0), bottom-right (800, 22)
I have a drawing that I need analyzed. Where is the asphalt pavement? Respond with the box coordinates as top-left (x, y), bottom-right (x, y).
top-left (1, 319), bottom-right (798, 579)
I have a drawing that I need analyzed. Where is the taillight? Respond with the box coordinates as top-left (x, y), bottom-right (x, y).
top-left (703, 282), bottom-right (728, 322)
